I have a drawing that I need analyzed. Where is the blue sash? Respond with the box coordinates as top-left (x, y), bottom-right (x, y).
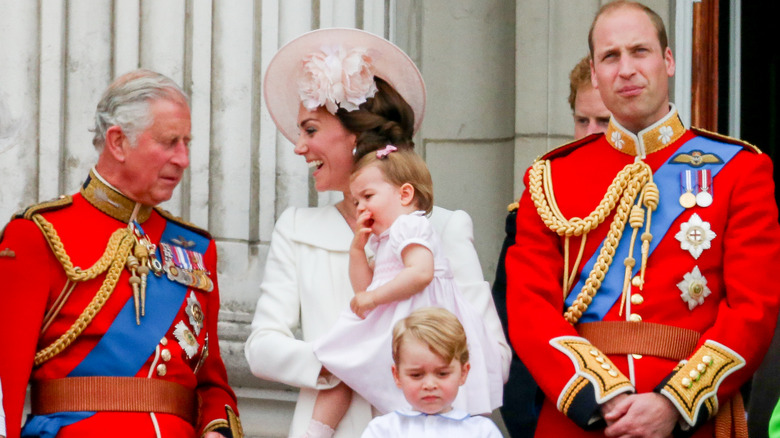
top-left (22, 221), bottom-right (209, 437)
top-left (564, 136), bottom-right (741, 323)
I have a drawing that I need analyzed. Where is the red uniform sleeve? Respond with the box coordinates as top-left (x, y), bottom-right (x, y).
top-left (0, 219), bottom-right (52, 438)
top-left (195, 240), bottom-right (241, 437)
top-left (657, 152), bottom-right (780, 428)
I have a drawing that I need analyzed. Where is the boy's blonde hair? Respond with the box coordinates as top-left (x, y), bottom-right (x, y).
top-left (352, 147), bottom-right (434, 215)
top-left (392, 307), bottom-right (469, 365)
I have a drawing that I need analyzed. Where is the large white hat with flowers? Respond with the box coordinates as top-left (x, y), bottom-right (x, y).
top-left (263, 27), bottom-right (426, 144)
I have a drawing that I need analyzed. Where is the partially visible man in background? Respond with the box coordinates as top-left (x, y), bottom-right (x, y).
top-left (569, 55), bottom-right (611, 140)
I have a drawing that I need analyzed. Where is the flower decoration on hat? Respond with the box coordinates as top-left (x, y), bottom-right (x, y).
top-left (298, 45), bottom-right (378, 115)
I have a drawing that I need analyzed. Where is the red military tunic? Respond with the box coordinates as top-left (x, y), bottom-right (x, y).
top-left (506, 107), bottom-right (780, 436)
top-left (0, 171), bottom-right (240, 438)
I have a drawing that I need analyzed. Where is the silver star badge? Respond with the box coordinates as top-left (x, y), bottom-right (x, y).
top-left (185, 291), bottom-right (204, 336)
top-left (174, 320), bottom-right (199, 358)
top-left (677, 266), bottom-right (711, 311)
top-left (675, 213), bottom-right (716, 259)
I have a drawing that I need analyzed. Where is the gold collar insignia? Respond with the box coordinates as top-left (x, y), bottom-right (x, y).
top-left (81, 170), bottom-right (152, 223)
top-left (605, 104), bottom-right (686, 158)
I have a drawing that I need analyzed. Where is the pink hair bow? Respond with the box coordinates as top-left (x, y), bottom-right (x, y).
top-left (376, 145), bottom-right (397, 159)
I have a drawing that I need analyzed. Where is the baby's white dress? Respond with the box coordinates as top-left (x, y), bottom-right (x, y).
top-left (313, 211), bottom-right (503, 415)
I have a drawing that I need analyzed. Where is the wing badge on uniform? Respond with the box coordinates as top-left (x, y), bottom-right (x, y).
top-left (171, 236), bottom-right (196, 248)
top-left (0, 248), bottom-right (15, 258)
top-left (671, 150), bottom-right (723, 167)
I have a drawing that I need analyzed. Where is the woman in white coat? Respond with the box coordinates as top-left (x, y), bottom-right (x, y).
top-left (244, 28), bottom-right (511, 438)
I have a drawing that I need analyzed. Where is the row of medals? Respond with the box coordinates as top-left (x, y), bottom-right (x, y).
top-left (679, 169), bottom-right (712, 209)
top-left (126, 236), bottom-right (212, 325)
top-left (160, 242), bottom-right (214, 292)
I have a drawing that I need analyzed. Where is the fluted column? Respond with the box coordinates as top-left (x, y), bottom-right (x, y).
top-left (414, 0), bottom-right (516, 279)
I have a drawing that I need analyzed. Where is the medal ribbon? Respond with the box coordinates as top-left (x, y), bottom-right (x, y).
top-left (175, 245), bottom-right (193, 270)
top-left (698, 169), bottom-right (712, 196)
top-left (190, 251), bottom-right (206, 271)
top-left (565, 136), bottom-right (741, 322)
top-left (681, 170), bottom-right (696, 195)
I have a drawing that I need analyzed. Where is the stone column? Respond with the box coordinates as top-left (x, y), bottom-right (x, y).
top-left (408, 0), bottom-right (517, 280)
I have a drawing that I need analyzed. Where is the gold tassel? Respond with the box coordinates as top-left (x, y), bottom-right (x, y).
top-left (126, 254), bottom-right (141, 325)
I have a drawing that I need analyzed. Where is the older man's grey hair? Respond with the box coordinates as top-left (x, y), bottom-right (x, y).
top-left (92, 69), bottom-right (189, 150)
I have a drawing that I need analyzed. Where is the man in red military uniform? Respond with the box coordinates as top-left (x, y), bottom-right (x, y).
top-left (0, 70), bottom-right (242, 438)
top-left (506, 2), bottom-right (780, 437)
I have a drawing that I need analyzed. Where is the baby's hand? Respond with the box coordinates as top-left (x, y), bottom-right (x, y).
top-left (351, 211), bottom-right (373, 250)
top-left (357, 210), bottom-right (376, 235)
top-left (350, 291), bottom-right (376, 319)
top-left (356, 210), bottom-right (374, 229)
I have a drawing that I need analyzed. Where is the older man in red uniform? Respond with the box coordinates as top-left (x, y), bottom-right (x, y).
top-left (0, 70), bottom-right (242, 438)
top-left (506, 2), bottom-right (780, 437)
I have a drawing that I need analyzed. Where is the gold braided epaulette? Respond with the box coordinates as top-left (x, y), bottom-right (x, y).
top-left (154, 207), bottom-right (212, 240)
top-left (535, 134), bottom-right (601, 163)
top-left (13, 195), bottom-right (73, 220)
top-left (691, 126), bottom-right (762, 154)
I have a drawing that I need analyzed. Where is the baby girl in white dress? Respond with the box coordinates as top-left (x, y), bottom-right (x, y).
top-left (302, 146), bottom-right (503, 437)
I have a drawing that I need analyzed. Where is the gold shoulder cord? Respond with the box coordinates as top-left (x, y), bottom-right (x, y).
top-left (31, 214), bottom-right (135, 366)
top-left (529, 159), bottom-right (659, 325)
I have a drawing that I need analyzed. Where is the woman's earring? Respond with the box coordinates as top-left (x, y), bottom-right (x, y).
top-left (352, 147), bottom-right (357, 156)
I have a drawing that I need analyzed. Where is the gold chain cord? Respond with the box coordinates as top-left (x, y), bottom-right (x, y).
top-left (529, 159), bottom-right (657, 325)
top-left (31, 214), bottom-right (134, 366)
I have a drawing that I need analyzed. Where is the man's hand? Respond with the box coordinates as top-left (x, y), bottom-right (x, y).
top-left (601, 392), bottom-right (630, 426)
top-left (603, 392), bottom-right (679, 438)
top-left (350, 291), bottom-right (376, 318)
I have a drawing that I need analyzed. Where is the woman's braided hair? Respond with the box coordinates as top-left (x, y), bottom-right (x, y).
top-left (336, 77), bottom-right (416, 160)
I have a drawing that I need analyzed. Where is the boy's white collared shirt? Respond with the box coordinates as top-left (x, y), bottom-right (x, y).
top-left (360, 409), bottom-right (503, 438)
